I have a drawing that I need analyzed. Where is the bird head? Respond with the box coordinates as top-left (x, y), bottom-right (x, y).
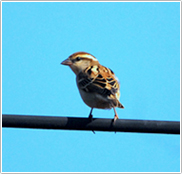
top-left (61, 52), bottom-right (99, 75)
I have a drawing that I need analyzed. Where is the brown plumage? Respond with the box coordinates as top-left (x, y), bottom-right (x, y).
top-left (61, 52), bottom-right (124, 122)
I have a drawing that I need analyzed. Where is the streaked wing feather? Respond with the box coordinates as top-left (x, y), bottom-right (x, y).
top-left (77, 65), bottom-right (119, 98)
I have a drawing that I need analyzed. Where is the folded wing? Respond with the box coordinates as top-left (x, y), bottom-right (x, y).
top-left (76, 65), bottom-right (123, 108)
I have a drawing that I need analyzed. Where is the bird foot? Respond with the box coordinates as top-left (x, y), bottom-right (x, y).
top-left (113, 114), bottom-right (119, 123)
top-left (88, 113), bottom-right (95, 134)
top-left (112, 115), bottom-right (119, 133)
top-left (88, 113), bottom-right (93, 121)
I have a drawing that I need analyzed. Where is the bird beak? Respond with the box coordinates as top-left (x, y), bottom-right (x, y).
top-left (61, 58), bottom-right (72, 66)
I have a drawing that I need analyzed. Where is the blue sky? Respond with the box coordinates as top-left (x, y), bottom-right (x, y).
top-left (2, 2), bottom-right (180, 172)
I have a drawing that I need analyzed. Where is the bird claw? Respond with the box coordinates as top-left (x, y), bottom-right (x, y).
top-left (112, 115), bottom-right (118, 133)
top-left (88, 108), bottom-right (93, 121)
top-left (113, 114), bottom-right (118, 123)
top-left (89, 116), bottom-right (95, 134)
top-left (88, 113), bottom-right (93, 121)
top-left (88, 111), bottom-right (95, 134)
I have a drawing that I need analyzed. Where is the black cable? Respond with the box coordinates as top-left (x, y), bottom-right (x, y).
top-left (2, 114), bottom-right (180, 134)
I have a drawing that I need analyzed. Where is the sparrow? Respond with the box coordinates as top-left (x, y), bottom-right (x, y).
top-left (61, 52), bottom-right (124, 122)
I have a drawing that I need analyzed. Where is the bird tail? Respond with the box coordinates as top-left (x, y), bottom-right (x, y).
top-left (118, 101), bottom-right (124, 109)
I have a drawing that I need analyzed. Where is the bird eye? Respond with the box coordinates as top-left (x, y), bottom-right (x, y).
top-left (76, 57), bottom-right (81, 61)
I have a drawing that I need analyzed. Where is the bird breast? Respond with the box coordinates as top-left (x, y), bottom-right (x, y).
top-left (78, 87), bottom-right (113, 109)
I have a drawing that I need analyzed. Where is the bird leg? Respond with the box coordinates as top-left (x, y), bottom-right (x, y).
top-left (113, 107), bottom-right (119, 123)
top-left (88, 108), bottom-right (93, 120)
top-left (88, 108), bottom-right (95, 134)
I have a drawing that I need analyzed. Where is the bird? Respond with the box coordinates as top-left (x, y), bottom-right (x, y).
top-left (61, 51), bottom-right (124, 122)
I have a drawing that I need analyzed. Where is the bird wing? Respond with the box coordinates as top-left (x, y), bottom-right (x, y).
top-left (76, 64), bottom-right (123, 107)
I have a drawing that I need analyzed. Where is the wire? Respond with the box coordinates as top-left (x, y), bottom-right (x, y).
top-left (2, 114), bottom-right (180, 134)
